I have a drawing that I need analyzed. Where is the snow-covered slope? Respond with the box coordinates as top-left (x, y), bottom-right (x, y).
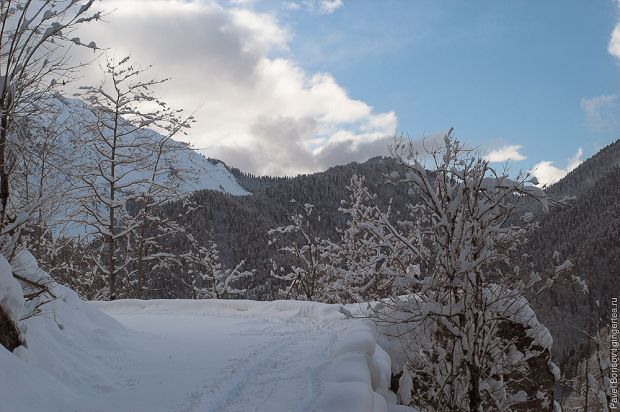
top-left (42, 96), bottom-right (250, 197)
top-left (167, 149), bottom-right (250, 196)
top-left (1, 297), bottom-right (416, 412)
top-left (27, 96), bottom-right (249, 236)
top-left (163, 143), bottom-right (250, 196)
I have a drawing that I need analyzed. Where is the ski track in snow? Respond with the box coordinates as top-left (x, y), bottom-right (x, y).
top-left (92, 303), bottom-right (343, 412)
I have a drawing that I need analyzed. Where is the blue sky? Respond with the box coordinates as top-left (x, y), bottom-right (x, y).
top-left (273, 0), bottom-right (620, 175)
top-left (85, 0), bottom-right (620, 181)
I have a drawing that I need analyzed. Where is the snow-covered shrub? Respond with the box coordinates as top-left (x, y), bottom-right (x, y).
top-left (189, 237), bottom-right (253, 299)
top-left (268, 202), bottom-right (340, 301)
top-left (332, 175), bottom-right (414, 302)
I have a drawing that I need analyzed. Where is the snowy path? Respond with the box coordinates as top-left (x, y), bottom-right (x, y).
top-left (96, 303), bottom-right (339, 412)
top-left (1, 299), bottom-right (399, 412)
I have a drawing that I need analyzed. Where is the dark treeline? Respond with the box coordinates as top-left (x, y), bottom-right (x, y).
top-left (164, 156), bottom-right (412, 286)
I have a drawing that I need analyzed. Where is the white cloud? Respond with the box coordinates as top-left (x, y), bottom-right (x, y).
top-left (530, 147), bottom-right (583, 187)
top-left (485, 145), bottom-right (526, 162)
top-left (76, 0), bottom-right (391, 176)
top-left (228, 0), bottom-right (255, 5)
top-left (285, 0), bottom-right (343, 15)
top-left (610, 0), bottom-right (620, 62)
top-left (610, 24), bottom-right (620, 60)
top-left (319, 0), bottom-right (343, 14)
top-left (285, 2), bottom-right (302, 11)
top-left (580, 94), bottom-right (618, 132)
top-left (230, 7), bottom-right (290, 52)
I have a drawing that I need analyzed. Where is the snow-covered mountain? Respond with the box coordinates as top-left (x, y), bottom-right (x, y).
top-left (42, 95), bottom-right (250, 198)
top-left (21, 96), bottom-right (249, 236)
top-left (13, 95), bottom-right (250, 240)
top-left (176, 154), bottom-right (250, 196)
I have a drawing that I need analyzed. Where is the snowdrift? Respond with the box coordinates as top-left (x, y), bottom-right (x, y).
top-left (0, 251), bottom-right (128, 411)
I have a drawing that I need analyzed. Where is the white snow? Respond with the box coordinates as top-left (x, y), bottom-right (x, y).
top-left (1, 298), bottom-right (417, 412)
top-left (548, 361), bottom-right (561, 382)
top-left (397, 368), bottom-right (413, 405)
top-left (0, 254), bottom-right (24, 321)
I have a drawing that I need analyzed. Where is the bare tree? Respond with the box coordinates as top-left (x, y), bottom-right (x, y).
top-left (76, 56), bottom-right (193, 300)
top-left (189, 236), bottom-right (253, 300)
top-left (341, 130), bottom-right (575, 411)
top-left (0, 0), bottom-right (100, 238)
top-left (268, 202), bottom-right (338, 301)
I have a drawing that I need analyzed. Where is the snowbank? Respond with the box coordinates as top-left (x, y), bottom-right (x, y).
top-left (313, 319), bottom-right (394, 412)
top-left (0, 251), bottom-right (127, 412)
top-left (93, 298), bottom-right (344, 321)
top-left (0, 254), bottom-right (24, 321)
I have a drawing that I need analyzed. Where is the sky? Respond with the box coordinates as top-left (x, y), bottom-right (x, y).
top-left (77, 0), bottom-right (620, 183)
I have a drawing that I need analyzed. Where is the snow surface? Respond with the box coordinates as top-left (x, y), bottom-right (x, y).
top-left (1, 298), bottom-right (416, 412)
top-left (0, 254), bottom-right (24, 321)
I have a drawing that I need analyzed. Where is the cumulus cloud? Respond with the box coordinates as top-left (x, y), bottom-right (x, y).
top-left (76, 0), bottom-right (389, 176)
top-left (529, 147), bottom-right (583, 187)
top-left (580, 95), bottom-right (618, 132)
top-left (485, 145), bottom-right (526, 162)
top-left (216, 117), bottom-right (396, 176)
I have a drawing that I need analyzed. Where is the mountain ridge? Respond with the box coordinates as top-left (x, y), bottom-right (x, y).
top-left (547, 139), bottom-right (620, 199)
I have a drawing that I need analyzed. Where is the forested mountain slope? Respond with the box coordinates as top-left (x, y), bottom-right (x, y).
top-left (527, 140), bottom-right (620, 367)
top-left (165, 156), bottom-right (410, 293)
top-left (547, 139), bottom-right (620, 199)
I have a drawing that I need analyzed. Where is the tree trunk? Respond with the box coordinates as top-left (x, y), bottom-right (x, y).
top-left (136, 241), bottom-right (144, 299)
top-left (0, 304), bottom-right (20, 351)
top-left (108, 109), bottom-right (119, 301)
top-left (135, 203), bottom-right (149, 299)
top-left (108, 181), bottom-right (116, 300)
top-left (108, 232), bottom-right (116, 300)
top-left (468, 363), bottom-right (481, 412)
top-left (0, 109), bottom-right (10, 229)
